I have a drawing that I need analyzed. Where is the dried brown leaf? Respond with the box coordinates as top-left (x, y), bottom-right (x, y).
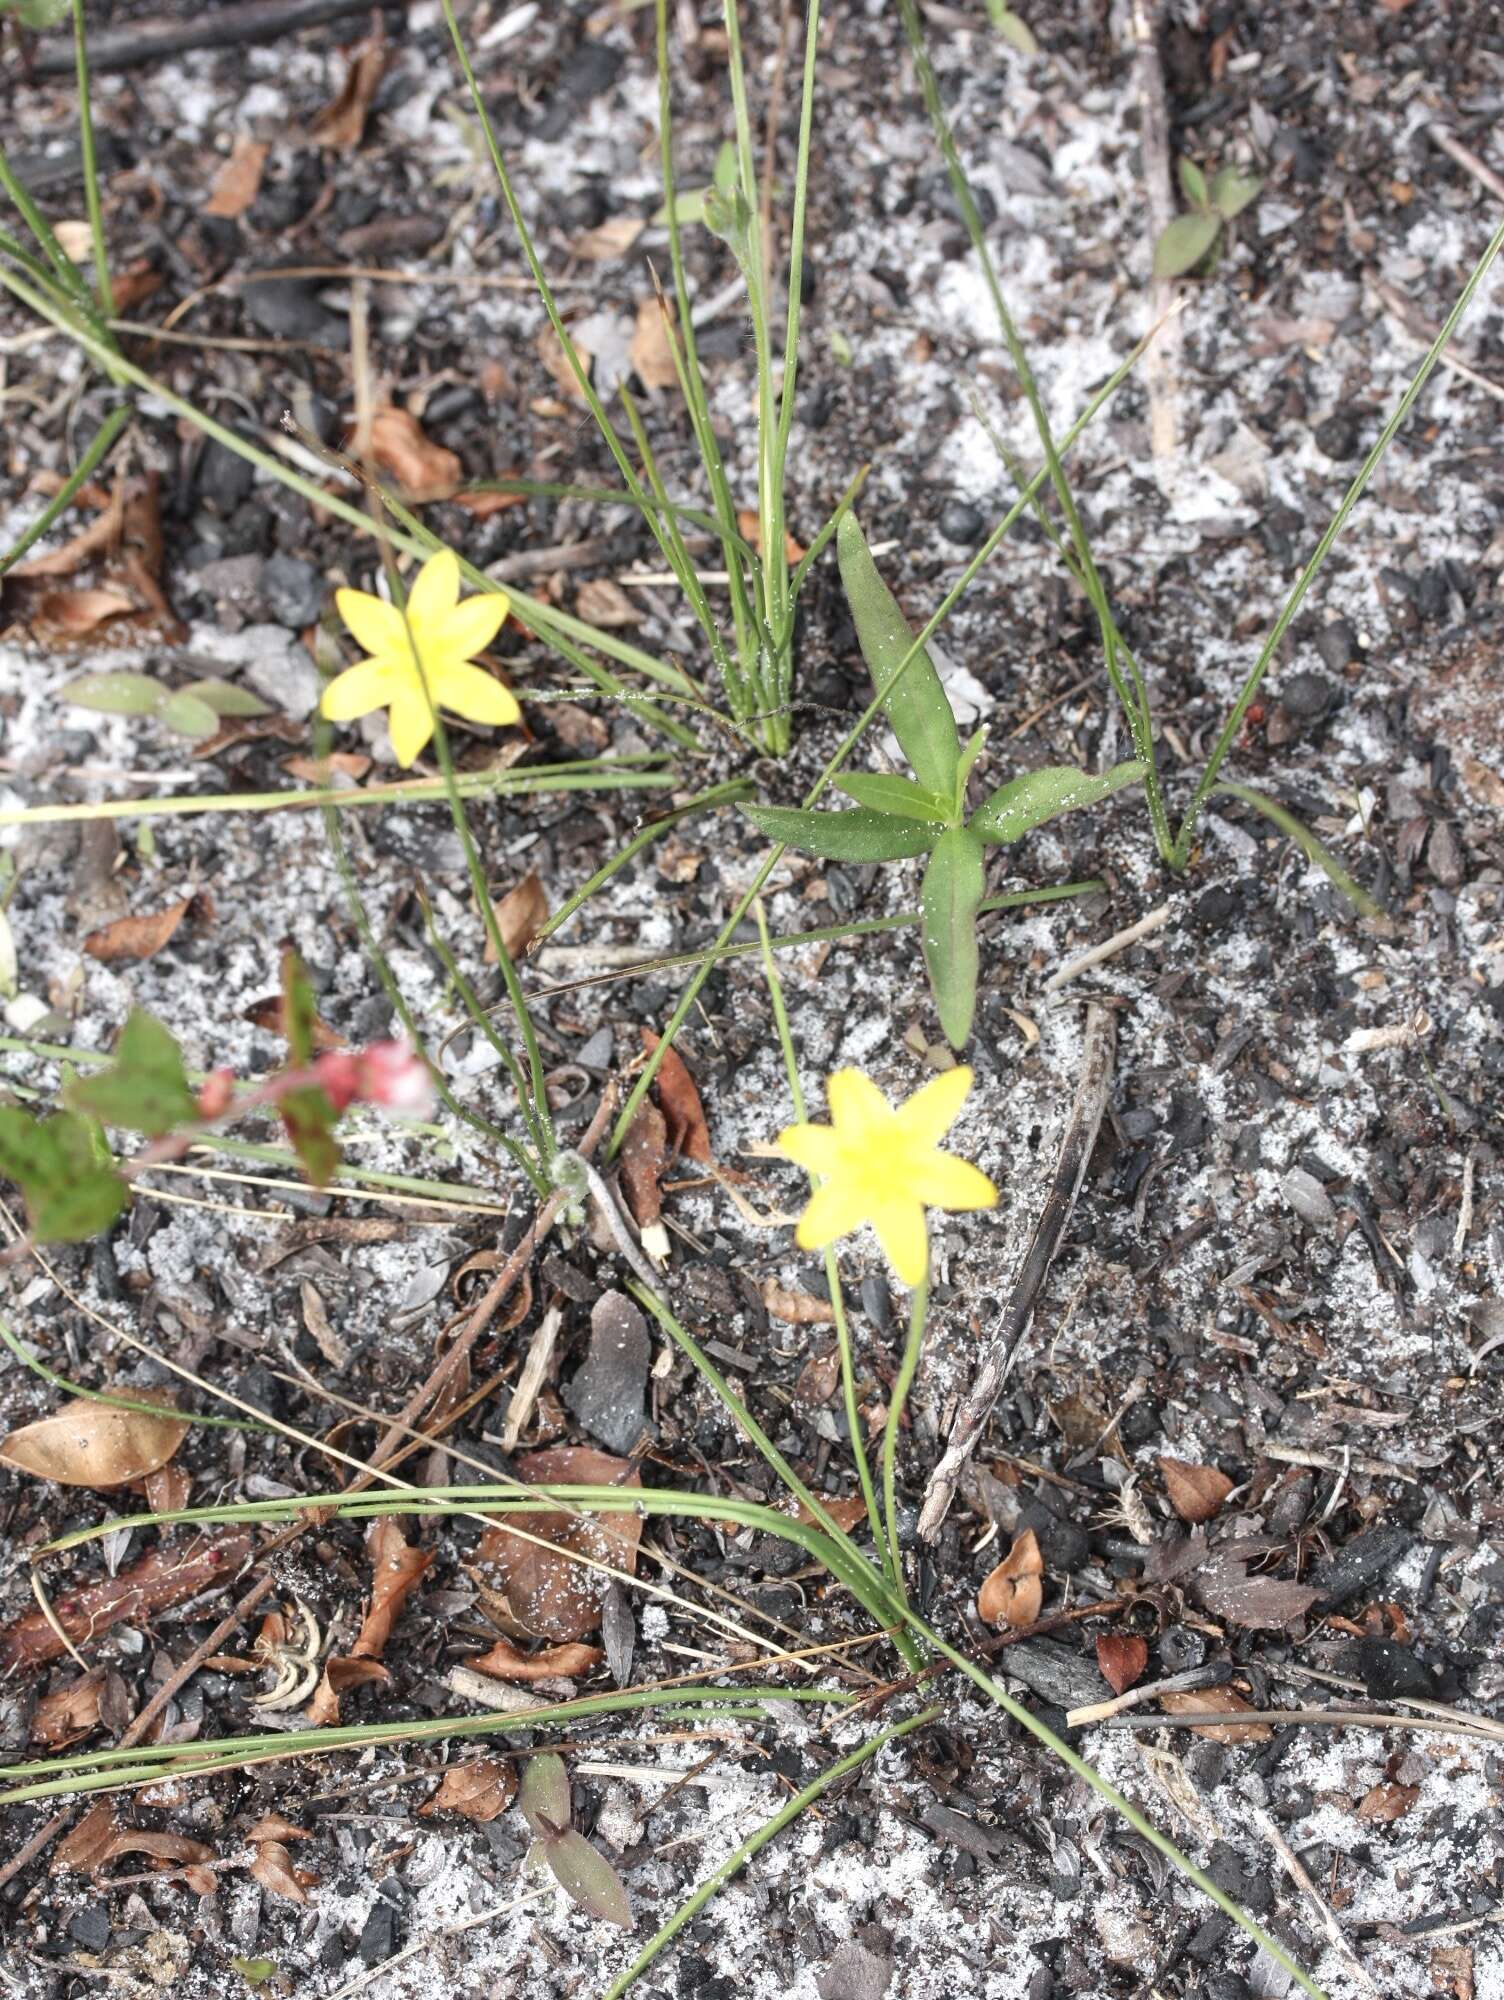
top-left (33, 586), bottom-right (137, 637)
top-left (630, 295), bottom-right (678, 391)
top-left (978, 1528), bottom-right (1045, 1628)
top-left (760, 1280), bottom-right (836, 1326)
top-left (573, 216), bottom-right (645, 261)
top-left (467, 1636), bottom-right (604, 1682)
top-left (575, 577), bottom-right (643, 628)
top-left (249, 1838), bottom-right (317, 1903)
top-left (537, 326), bottom-right (592, 402)
top-left (418, 1759), bottom-right (519, 1822)
top-left (1158, 1689), bottom-right (1273, 1743)
top-left (11, 481), bottom-right (123, 578)
top-left (204, 136), bottom-right (269, 218)
top-left (0, 1392), bottom-right (189, 1490)
top-left (640, 1030), bottom-right (711, 1163)
top-left (245, 1813), bottom-right (312, 1843)
top-left (784, 1494), bottom-right (867, 1532)
top-left (352, 1519), bottom-right (433, 1659)
top-left (83, 893), bottom-right (195, 963)
top-left (304, 1654), bottom-right (389, 1727)
top-left (453, 486), bottom-right (527, 520)
top-left (1157, 1456), bottom-right (1236, 1525)
top-left (618, 1100), bottom-right (667, 1230)
top-left (31, 1671), bottom-right (105, 1747)
top-left (141, 1463), bottom-right (192, 1516)
top-left (368, 405), bottom-right (462, 502)
top-left (1095, 1633), bottom-right (1148, 1697)
top-left (1355, 1779), bottom-right (1420, 1823)
top-left (309, 27), bottom-right (388, 150)
top-left (485, 871), bottom-right (549, 964)
top-left (104, 1827), bottom-right (216, 1868)
top-left (0, 1527), bottom-right (256, 1675)
top-left (54, 1804), bottom-right (120, 1873)
top-left (471, 1446), bottom-right (641, 1643)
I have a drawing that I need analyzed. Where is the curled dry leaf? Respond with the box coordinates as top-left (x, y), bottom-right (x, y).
top-left (468, 1635), bottom-right (604, 1682)
top-left (761, 1279), bottom-right (836, 1326)
top-left (575, 578), bottom-right (643, 629)
top-left (783, 1493), bottom-right (867, 1532)
top-left (1157, 1456), bottom-right (1236, 1525)
top-left (309, 26), bottom-right (388, 150)
top-left (1095, 1633), bottom-right (1149, 1697)
top-left (1355, 1779), bottom-right (1420, 1823)
top-left (486, 871), bottom-right (549, 964)
top-left (368, 405), bottom-right (462, 502)
top-left (630, 295), bottom-right (678, 392)
top-left (353, 1519), bottom-right (434, 1660)
top-left (33, 586), bottom-right (137, 638)
top-left (573, 215), bottom-right (645, 261)
top-left (418, 1759), bottom-right (519, 1823)
top-left (204, 136), bottom-right (269, 218)
top-left (55, 1801), bottom-right (214, 1876)
top-left (141, 1463), bottom-right (192, 1516)
top-left (84, 892), bottom-right (204, 963)
top-left (245, 1814), bottom-right (312, 1843)
top-left (55, 1804), bottom-right (121, 1873)
top-left (30, 1670), bottom-right (105, 1747)
top-left (1157, 1688), bottom-right (1273, 1743)
top-left (304, 1655), bottom-right (389, 1727)
top-left (249, 1839), bottom-right (318, 1904)
top-left (471, 1446), bottom-right (641, 1644)
top-left (618, 1100), bottom-right (668, 1233)
top-left (0, 1391), bottom-right (189, 1490)
top-left (453, 486), bottom-right (527, 520)
top-left (640, 1030), bottom-right (711, 1163)
top-left (978, 1527), bottom-right (1045, 1629)
top-left (0, 1527), bottom-right (256, 1674)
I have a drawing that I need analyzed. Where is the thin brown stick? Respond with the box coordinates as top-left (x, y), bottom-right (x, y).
top-left (1427, 124), bottom-right (1504, 207)
top-left (918, 1004), bottom-right (1116, 1539)
top-left (1254, 1806), bottom-right (1383, 1999)
top-left (1100, 1707), bottom-right (1504, 1744)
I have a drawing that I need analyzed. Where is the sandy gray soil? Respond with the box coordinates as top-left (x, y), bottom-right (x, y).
top-left (1, 2), bottom-right (1502, 1997)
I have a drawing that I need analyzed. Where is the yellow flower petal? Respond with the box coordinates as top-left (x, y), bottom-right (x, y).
top-left (405, 548), bottom-right (461, 633)
top-left (320, 658), bottom-right (399, 722)
top-left (335, 586), bottom-right (409, 664)
top-left (776, 1123), bottom-right (843, 1176)
top-left (869, 1198), bottom-right (929, 1286)
top-left (826, 1069), bottom-right (892, 1138)
top-left (895, 1065), bottom-right (973, 1148)
top-left (429, 589), bottom-right (510, 667)
top-left (433, 660), bottom-right (521, 729)
top-left (909, 1153), bottom-right (997, 1212)
top-left (795, 1179), bottom-right (872, 1252)
top-left (386, 686), bottom-right (434, 769)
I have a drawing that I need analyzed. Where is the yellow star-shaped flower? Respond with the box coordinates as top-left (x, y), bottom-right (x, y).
top-left (776, 1066), bottom-right (997, 1287)
top-left (321, 549), bottom-right (519, 768)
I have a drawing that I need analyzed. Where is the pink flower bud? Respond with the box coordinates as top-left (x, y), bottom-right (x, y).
top-left (309, 1052), bottom-right (361, 1114)
top-left (354, 1040), bottom-right (433, 1114)
top-left (195, 1068), bottom-right (236, 1119)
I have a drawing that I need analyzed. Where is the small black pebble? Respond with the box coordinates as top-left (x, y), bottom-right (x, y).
top-left (69, 1905), bottom-right (111, 1953)
top-left (859, 1273), bottom-right (892, 1331)
top-left (358, 1900), bottom-right (400, 1967)
top-left (1281, 670), bottom-right (1334, 719)
top-left (1354, 1635), bottom-right (1435, 1701)
top-left (1314, 411), bottom-right (1361, 460)
top-left (938, 499), bottom-right (984, 544)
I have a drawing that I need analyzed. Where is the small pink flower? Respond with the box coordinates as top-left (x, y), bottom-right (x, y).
top-left (309, 1052), bottom-right (361, 1114)
top-left (353, 1041), bottom-right (433, 1114)
top-left (196, 1068), bottom-right (236, 1119)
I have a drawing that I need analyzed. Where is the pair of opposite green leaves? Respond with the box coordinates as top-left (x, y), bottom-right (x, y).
top-left (743, 514), bottom-right (1144, 1047)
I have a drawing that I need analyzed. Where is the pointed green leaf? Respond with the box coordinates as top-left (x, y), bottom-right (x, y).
top-left (712, 138), bottom-right (739, 196)
top-left (280, 949), bottom-right (318, 1065)
top-left (279, 1086), bottom-right (340, 1187)
top-left (954, 726), bottom-right (988, 809)
top-left (1212, 781), bottom-right (1379, 917)
top-left (64, 671), bottom-right (165, 718)
top-left (158, 691), bottom-right (220, 739)
top-left (1178, 158), bottom-right (1209, 211)
top-left (651, 187), bottom-right (708, 226)
top-left (188, 678), bottom-right (273, 719)
top-left (1152, 212), bottom-right (1221, 279)
top-left (520, 1752), bottom-right (572, 1840)
top-left (834, 773), bottom-right (954, 823)
top-left (0, 1108), bottom-right (126, 1244)
top-left (11, 0), bottom-right (73, 27)
top-left (920, 827), bottom-right (986, 1050)
top-left (1209, 166), bottom-right (1261, 219)
top-left (542, 1828), bottom-right (633, 1928)
top-left (67, 1010), bottom-right (198, 1137)
top-left (836, 512), bottom-right (960, 799)
top-left (970, 760), bottom-right (1145, 844)
top-left (986, 4), bottom-right (1038, 55)
top-left (741, 804), bottom-right (938, 863)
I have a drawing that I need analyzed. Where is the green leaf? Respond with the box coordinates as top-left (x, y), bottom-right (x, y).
top-left (0, 1107), bottom-right (126, 1243)
top-left (711, 138), bottom-right (738, 196)
top-left (652, 187), bottom-right (709, 226)
top-left (520, 1752), bottom-right (572, 1840)
top-left (67, 1010), bottom-right (198, 1137)
top-left (231, 1961), bottom-right (278, 1986)
top-left (64, 671), bottom-right (165, 718)
top-left (984, 0), bottom-right (1038, 54)
top-left (1209, 166), bottom-right (1261, 219)
top-left (278, 1086), bottom-right (340, 1187)
top-left (7, 0), bottom-right (72, 29)
top-left (1212, 780), bottom-right (1379, 917)
top-left (970, 760), bottom-right (1146, 844)
top-left (188, 678), bottom-right (273, 718)
top-left (280, 949), bottom-right (318, 1066)
top-left (836, 512), bottom-right (960, 800)
top-left (834, 773), bottom-right (954, 823)
top-left (953, 726), bottom-right (988, 810)
top-left (542, 1828), bottom-right (633, 1929)
top-left (920, 827), bottom-right (986, 1049)
top-left (1178, 158), bottom-right (1209, 211)
top-left (741, 804), bottom-right (939, 863)
top-left (158, 691), bottom-right (220, 739)
top-left (1152, 212), bottom-right (1222, 280)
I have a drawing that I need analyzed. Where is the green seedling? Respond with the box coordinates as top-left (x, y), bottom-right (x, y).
top-left (66, 668), bottom-right (272, 741)
top-left (984, 0), bottom-right (1037, 56)
top-left (1153, 155), bottom-right (1262, 280)
top-left (520, 1753), bottom-right (633, 1929)
top-left (742, 513), bottom-right (1143, 1045)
